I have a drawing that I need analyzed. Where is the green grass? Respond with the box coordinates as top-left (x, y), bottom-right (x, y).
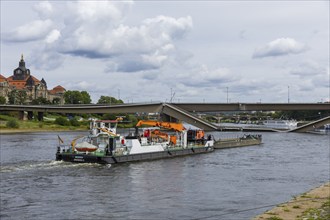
top-left (297, 198), bottom-right (330, 220)
top-left (266, 216), bottom-right (283, 220)
top-left (0, 114), bottom-right (88, 132)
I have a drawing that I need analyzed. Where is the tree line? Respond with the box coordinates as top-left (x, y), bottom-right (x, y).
top-left (0, 90), bottom-right (123, 105)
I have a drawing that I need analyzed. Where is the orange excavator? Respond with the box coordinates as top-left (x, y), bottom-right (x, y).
top-left (136, 120), bottom-right (186, 145)
top-left (136, 120), bottom-right (206, 144)
top-left (136, 120), bottom-right (185, 132)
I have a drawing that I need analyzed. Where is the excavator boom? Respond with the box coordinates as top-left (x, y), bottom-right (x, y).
top-left (136, 120), bottom-right (185, 132)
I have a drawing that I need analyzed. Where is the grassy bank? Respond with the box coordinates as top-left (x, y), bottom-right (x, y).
top-left (253, 182), bottom-right (330, 220)
top-left (0, 114), bottom-right (88, 133)
top-left (0, 113), bottom-right (138, 133)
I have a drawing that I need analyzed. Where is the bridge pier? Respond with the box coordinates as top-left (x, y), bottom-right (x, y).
top-left (37, 112), bottom-right (44, 121)
top-left (18, 111), bottom-right (25, 120)
top-left (27, 111), bottom-right (33, 120)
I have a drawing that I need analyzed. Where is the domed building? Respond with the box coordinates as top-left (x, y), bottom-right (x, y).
top-left (0, 55), bottom-right (65, 104)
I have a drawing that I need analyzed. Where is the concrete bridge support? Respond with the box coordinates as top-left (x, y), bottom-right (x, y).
top-left (18, 111), bottom-right (25, 120)
top-left (27, 111), bottom-right (33, 120)
top-left (37, 112), bottom-right (44, 121)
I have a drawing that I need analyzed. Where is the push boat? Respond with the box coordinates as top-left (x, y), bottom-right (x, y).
top-left (56, 120), bottom-right (214, 164)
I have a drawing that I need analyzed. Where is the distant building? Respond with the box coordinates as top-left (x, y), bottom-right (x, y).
top-left (0, 55), bottom-right (66, 104)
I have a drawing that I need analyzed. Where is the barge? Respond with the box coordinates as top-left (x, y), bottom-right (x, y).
top-left (56, 120), bottom-right (214, 164)
top-left (214, 134), bottom-right (262, 149)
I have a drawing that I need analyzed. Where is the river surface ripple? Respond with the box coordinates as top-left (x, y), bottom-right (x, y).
top-left (0, 131), bottom-right (329, 220)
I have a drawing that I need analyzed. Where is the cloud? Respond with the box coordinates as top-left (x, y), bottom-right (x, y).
top-left (2, 19), bottom-right (53, 42)
top-left (105, 49), bottom-right (170, 73)
top-left (143, 15), bottom-right (193, 40)
top-left (57, 3), bottom-right (192, 72)
top-left (253, 38), bottom-right (308, 58)
top-left (3, 1), bottom-right (192, 73)
top-left (62, 2), bottom-right (192, 72)
top-left (29, 49), bottom-right (64, 71)
top-left (172, 65), bottom-right (236, 88)
top-left (63, 80), bottom-right (97, 92)
top-left (59, 15), bottom-right (192, 59)
top-left (290, 60), bottom-right (327, 77)
top-left (33, 1), bottom-right (53, 18)
top-left (73, 0), bottom-right (133, 23)
top-left (45, 29), bottom-right (61, 43)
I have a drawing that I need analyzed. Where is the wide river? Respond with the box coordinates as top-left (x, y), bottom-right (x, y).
top-left (0, 131), bottom-right (329, 220)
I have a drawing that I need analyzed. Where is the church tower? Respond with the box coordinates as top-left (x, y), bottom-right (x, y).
top-left (13, 54), bottom-right (30, 80)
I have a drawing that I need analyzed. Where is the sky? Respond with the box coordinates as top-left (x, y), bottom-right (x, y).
top-left (1, 0), bottom-right (329, 104)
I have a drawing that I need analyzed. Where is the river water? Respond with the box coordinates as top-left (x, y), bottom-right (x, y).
top-left (0, 131), bottom-right (329, 220)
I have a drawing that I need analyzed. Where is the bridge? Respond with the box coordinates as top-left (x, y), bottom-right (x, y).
top-left (1, 102), bottom-right (329, 132)
top-left (289, 116), bottom-right (330, 133)
top-left (172, 102), bottom-right (330, 111)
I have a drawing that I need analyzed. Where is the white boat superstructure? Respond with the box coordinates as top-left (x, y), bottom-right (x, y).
top-left (126, 127), bottom-right (214, 155)
top-left (263, 119), bottom-right (298, 130)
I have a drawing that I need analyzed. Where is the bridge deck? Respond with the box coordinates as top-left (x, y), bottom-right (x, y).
top-left (1, 102), bottom-right (329, 132)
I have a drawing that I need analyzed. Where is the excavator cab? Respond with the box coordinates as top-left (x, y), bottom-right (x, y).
top-left (187, 129), bottom-right (205, 143)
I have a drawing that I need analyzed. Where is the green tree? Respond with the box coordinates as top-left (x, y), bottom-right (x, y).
top-left (101, 113), bottom-right (117, 120)
top-left (64, 90), bottom-right (82, 104)
top-left (6, 119), bottom-right (19, 128)
top-left (8, 90), bottom-right (27, 104)
top-left (97, 96), bottom-right (123, 104)
top-left (54, 116), bottom-right (70, 126)
top-left (127, 114), bottom-right (138, 125)
top-left (64, 90), bottom-right (91, 104)
top-left (31, 97), bottom-right (51, 105)
top-left (69, 117), bottom-right (80, 126)
top-left (81, 91), bottom-right (91, 104)
top-left (52, 97), bottom-right (61, 104)
top-left (0, 96), bottom-right (6, 104)
top-left (17, 91), bottom-right (27, 104)
top-left (8, 90), bottom-right (17, 104)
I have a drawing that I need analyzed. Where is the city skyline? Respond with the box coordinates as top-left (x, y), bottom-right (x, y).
top-left (1, 1), bottom-right (329, 103)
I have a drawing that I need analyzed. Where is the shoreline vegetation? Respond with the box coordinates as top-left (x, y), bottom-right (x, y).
top-left (0, 127), bottom-right (88, 134)
top-left (0, 117), bottom-right (89, 134)
top-left (253, 182), bottom-right (330, 220)
top-left (0, 113), bottom-right (137, 134)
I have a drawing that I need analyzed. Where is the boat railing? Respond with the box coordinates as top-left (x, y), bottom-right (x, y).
top-left (57, 144), bottom-right (71, 153)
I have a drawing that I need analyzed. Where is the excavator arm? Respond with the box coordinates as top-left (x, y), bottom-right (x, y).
top-left (136, 120), bottom-right (185, 132)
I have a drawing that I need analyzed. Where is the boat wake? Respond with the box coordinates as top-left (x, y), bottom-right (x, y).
top-left (0, 160), bottom-right (103, 173)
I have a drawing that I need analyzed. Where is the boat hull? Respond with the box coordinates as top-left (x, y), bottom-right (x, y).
top-left (56, 146), bottom-right (214, 164)
top-left (214, 137), bottom-right (262, 149)
top-left (75, 147), bottom-right (98, 152)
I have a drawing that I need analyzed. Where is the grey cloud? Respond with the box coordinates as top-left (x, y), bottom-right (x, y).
top-left (29, 50), bottom-right (64, 71)
top-left (63, 49), bottom-right (111, 59)
top-left (116, 58), bottom-right (161, 72)
top-left (253, 38), bottom-right (308, 58)
top-left (169, 66), bottom-right (237, 88)
top-left (104, 53), bottom-right (167, 73)
top-left (290, 61), bottom-right (327, 78)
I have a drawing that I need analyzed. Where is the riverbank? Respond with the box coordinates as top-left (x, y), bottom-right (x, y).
top-left (253, 182), bottom-right (330, 220)
top-left (0, 127), bottom-right (88, 134)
